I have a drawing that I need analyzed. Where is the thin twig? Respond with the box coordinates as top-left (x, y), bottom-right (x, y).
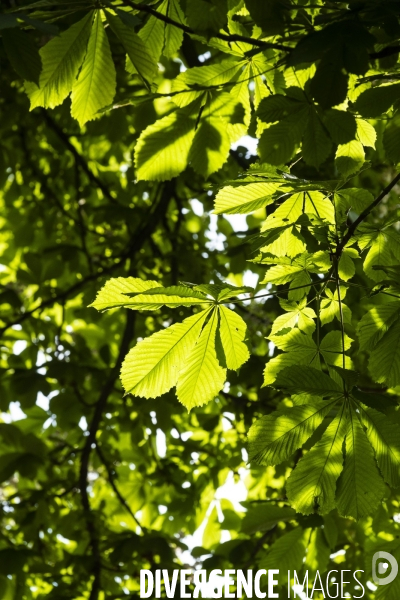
top-left (42, 111), bottom-right (119, 206)
top-left (336, 171), bottom-right (400, 257)
top-left (79, 310), bottom-right (136, 600)
top-left (226, 277), bottom-right (331, 304)
top-left (96, 444), bottom-right (145, 532)
top-left (0, 183), bottom-right (173, 338)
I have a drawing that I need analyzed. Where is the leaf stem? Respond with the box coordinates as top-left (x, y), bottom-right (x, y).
top-left (225, 277), bottom-right (330, 304)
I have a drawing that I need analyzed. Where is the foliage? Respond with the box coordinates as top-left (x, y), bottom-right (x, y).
top-left (1, 0), bottom-right (400, 598)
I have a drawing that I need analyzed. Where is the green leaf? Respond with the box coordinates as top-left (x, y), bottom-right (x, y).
top-left (25, 11), bottom-right (93, 109)
top-left (106, 12), bottom-right (157, 90)
top-left (261, 226), bottom-right (306, 258)
top-left (214, 182), bottom-right (280, 215)
top-left (336, 188), bottom-right (374, 214)
top-left (163, 0), bottom-right (186, 58)
top-left (171, 59), bottom-right (242, 108)
top-left (264, 329), bottom-right (319, 385)
top-left (304, 528), bottom-right (331, 575)
top-left (14, 14), bottom-right (59, 36)
top-left (260, 527), bottom-right (310, 575)
top-left (320, 288), bottom-right (352, 326)
top-left (192, 281), bottom-right (251, 300)
top-left (369, 318), bottom-right (400, 387)
top-left (335, 140), bottom-right (365, 177)
top-left (241, 504), bottom-right (296, 534)
top-left (121, 308), bottom-right (211, 398)
top-left (138, 7), bottom-right (164, 60)
top-left (245, 0), bottom-right (286, 35)
top-left (336, 404), bottom-right (386, 520)
top-left (2, 29), bottom-right (42, 85)
top-left (311, 58), bottom-right (348, 109)
top-left (176, 309), bottom-right (226, 410)
top-left (360, 407), bottom-right (400, 488)
top-left (302, 108), bottom-right (332, 167)
top-left (319, 331), bottom-right (353, 369)
top-left (305, 191), bottom-right (335, 223)
top-left (136, 91), bottom-right (243, 180)
top-left (217, 285), bottom-right (253, 301)
top-left (135, 106), bottom-right (196, 181)
top-left (353, 83), bottom-right (400, 118)
top-left (352, 389), bottom-right (398, 414)
top-left (357, 301), bottom-right (400, 351)
top-left (287, 407), bottom-right (347, 514)
top-left (258, 109), bottom-right (308, 165)
top-left (261, 191), bottom-right (334, 231)
top-left (383, 112), bottom-right (400, 163)
top-left (262, 193), bottom-right (305, 230)
top-left (338, 247), bottom-right (358, 281)
top-left (71, 11), bottom-right (116, 126)
top-left (360, 229), bottom-right (400, 282)
top-left (323, 109), bottom-right (357, 144)
top-left (248, 402), bottom-right (335, 466)
top-left (218, 306), bottom-right (249, 370)
top-left (89, 277), bottom-right (162, 311)
top-left (271, 300), bottom-right (316, 335)
top-left (261, 261), bottom-right (308, 285)
top-left (186, 0), bottom-right (227, 33)
top-left (137, 0), bottom-right (185, 60)
top-left (0, 13), bottom-right (19, 29)
top-left (273, 366), bottom-right (343, 397)
top-left (257, 94), bottom-right (305, 123)
top-left (331, 366), bottom-right (359, 389)
top-left (202, 505), bottom-right (220, 548)
top-left (123, 286), bottom-right (210, 309)
top-left (356, 118), bottom-right (376, 148)
top-left (188, 115), bottom-right (231, 178)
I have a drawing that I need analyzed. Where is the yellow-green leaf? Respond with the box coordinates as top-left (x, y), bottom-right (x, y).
top-left (176, 310), bottom-right (226, 410)
top-left (25, 11), bottom-right (93, 109)
top-left (89, 277), bottom-right (161, 311)
top-left (218, 305), bottom-right (249, 370)
top-left (287, 406), bottom-right (347, 515)
top-left (121, 309), bottom-right (210, 398)
top-left (71, 11), bottom-right (116, 126)
top-left (106, 12), bottom-right (157, 89)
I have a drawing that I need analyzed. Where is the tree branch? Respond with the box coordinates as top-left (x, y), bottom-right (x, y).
top-left (336, 171), bottom-right (400, 257)
top-left (41, 111), bottom-right (119, 206)
top-left (122, 0), bottom-right (291, 52)
top-left (370, 45), bottom-right (400, 59)
top-left (95, 444), bottom-right (145, 532)
top-left (0, 182), bottom-right (173, 338)
top-left (79, 310), bottom-right (136, 600)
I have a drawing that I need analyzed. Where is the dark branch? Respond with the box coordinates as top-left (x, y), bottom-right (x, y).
top-left (336, 171), bottom-right (400, 256)
top-left (0, 182), bottom-right (173, 337)
top-left (41, 111), bottom-right (119, 206)
top-left (370, 45), bottom-right (400, 59)
top-left (122, 0), bottom-right (291, 52)
top-left (79, 310), bottom-right (136, 600)
top-left (95, 444), bottom-right (145, 532)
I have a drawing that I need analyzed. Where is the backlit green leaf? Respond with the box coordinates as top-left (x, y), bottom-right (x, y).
top-left (248, 402), bottom-right (335, 466)
top-left (218, 306), bottom-right (249, 370)
top-left (287, 406), bottom-right (347, 514)
top-left (71, 11), bottom-right (116, 126)
top-left (336, 404), bottom-right (386, 520)
top-left (176, 309), bottom-right (226, 410)
top-left (121, 309), bottom-right (211, 398)
top-left (25, 11), bottom-right (93, 109)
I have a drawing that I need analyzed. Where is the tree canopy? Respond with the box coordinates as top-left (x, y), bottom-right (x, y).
top-left (1, 0), bottom-right (400, 598)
